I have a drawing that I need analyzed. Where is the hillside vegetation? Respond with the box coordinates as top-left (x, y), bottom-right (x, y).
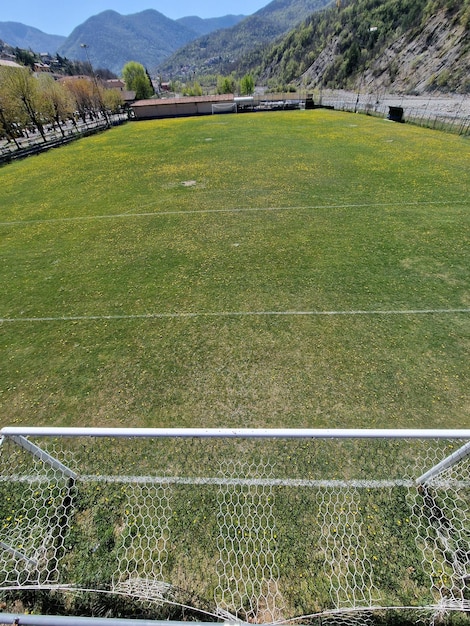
top-left (158, 0), bottom-right (332, 79)
top-left (176, 14), bottom-right (246, 37)
top-left (247, 0), bottom-right (470, 93)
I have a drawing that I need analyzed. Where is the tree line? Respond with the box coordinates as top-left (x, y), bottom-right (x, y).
top-left (0, 65), bottom-right (125, 147)
top-left (169, 73), bottom-right (255, 97)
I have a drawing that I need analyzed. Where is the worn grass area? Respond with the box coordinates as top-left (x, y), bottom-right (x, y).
top-left (0, 110), bottom-right (469, 428)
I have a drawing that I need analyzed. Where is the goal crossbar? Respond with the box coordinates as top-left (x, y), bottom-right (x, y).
top-left (2, 427), bottom-right (470, 439)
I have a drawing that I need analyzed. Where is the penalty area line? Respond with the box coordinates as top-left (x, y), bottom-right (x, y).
top-left (0, 200), bottom-right (468, 227)
top-left (1, 308), bottom-right (470, 324)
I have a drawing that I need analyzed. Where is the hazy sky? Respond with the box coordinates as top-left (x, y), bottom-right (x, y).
top-left (1, 1), bottom-right (270, 35)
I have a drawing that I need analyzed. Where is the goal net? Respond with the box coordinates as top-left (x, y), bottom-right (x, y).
top-left (212, 103), bottom-right (237, 114)
top-left (1, 428), bottom-right (469, 626)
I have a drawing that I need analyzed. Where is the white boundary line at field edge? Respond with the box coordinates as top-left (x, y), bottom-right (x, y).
top-left (0, 200), bottom-right (468, 226)
top-left (1, 308), bottom-right (470, 324)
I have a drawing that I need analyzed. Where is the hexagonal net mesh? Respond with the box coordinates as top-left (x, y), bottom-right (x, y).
top-left (215, 458), bottom-right (284, 623)
top-left (0, 430), bottom-right (470, 626)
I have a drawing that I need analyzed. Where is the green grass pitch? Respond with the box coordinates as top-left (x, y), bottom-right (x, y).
top-left (1, 109), bottom-right (469, 429)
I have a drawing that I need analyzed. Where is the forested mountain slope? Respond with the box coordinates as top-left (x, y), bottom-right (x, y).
top-left (248, 0), bottom-right (470, 93)
top-left (0, 22), bottom-right (65, 52)
top-left (158, 0), bottom-right (333, 78)
top-left (176, 15), bottom-right (245, 37)
top-left (58, 10), bottom-right (197, 75)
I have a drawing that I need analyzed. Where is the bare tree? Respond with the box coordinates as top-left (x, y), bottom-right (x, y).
top-left (37, 74), bottom-right (75, 137)
top-left (62, 77), bottom-right (95, 124)
top-left (3, 66), bottom-right (47, 141)
top-left (0, 67), bottom-right (27, 147)
top-left (102, 88), bottom-right (124, 114)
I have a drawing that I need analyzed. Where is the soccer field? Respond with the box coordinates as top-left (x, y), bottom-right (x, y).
top-left (0, 109), bottom-right (469, 429)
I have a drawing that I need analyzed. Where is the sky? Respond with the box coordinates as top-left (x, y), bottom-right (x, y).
top-left (1, 1), bottom-right (270, 36)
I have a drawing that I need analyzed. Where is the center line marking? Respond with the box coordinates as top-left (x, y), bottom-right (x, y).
top-left (1, 308), bottom-right (469, 324)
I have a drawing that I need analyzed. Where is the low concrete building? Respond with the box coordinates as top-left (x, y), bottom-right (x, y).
top-left (131, 94), bottom-right (235, 120)
top-left (105, 79), bottom-right (126, 91)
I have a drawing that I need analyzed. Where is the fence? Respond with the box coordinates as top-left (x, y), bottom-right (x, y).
top-left (318, 91), bottom-right (470, 135)
top-left (0, 114), bottom-right (128, 166)
top-left (250, 91), bottom-right (470, 134)
top-left (1, 427), bottom-right (470, 626)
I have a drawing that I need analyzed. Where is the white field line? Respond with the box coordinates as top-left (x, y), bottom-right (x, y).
top-left (0, 200), bottom-right (468, 227)
top-left (1, 308), bottom-right (470, 324)
top-left (0, 474), bottom-right (417, 488)
top-left (3, 473), bottom-right (470, 488)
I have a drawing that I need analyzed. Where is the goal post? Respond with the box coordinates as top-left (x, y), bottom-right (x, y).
top-left (212, 102), bottom-right (237, 114)
top-left (1, 428), bottom-right (470, 625)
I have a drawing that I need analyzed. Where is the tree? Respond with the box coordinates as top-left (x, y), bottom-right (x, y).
top-left (3, 66), bottom-right (47, 141)
top-left (14, 47), bottom-right (37, 69)
top-left (122, 62), bottom-right (154, 100)
top-left (0, 67), bottom-right (27, 147)
top-left (240, 74), bottom-right (255, 95)
top-left (217, 75), bottom-right (236, 94)
top-left (63, 77), bottom-right (95, 123)
top-left (102, 88), bottom-right (124, 114)
top-left (37, 74), bottom-right (75, 137)
top-left (95, 68), bottom-right (118, 81)
top-left (183, 81), bottom-right (203, 96)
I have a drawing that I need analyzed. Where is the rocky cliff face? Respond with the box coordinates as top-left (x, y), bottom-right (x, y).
top-left (299, 9), bottom-right (469, 94)
top-left (361, 11), bottom-right (470, 93)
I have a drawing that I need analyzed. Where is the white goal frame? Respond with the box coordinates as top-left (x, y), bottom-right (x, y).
top-left (211, 103), bottom-right (237, 114)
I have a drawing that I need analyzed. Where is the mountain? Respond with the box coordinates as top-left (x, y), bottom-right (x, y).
top-left (176, 15), bottom-right (245, 37)
top-left (247, 0), bottom-right (470, 94)
top-left (158, 0), bottom-right (333, 78)
top-left (57, 10), bottom-right (199, 75)
top-left (3, 0), bottom-right (468, 95)
top-left (0, 12), bottom-right (248, 77)
top-left (0, 22), bottom-right (65, 53)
